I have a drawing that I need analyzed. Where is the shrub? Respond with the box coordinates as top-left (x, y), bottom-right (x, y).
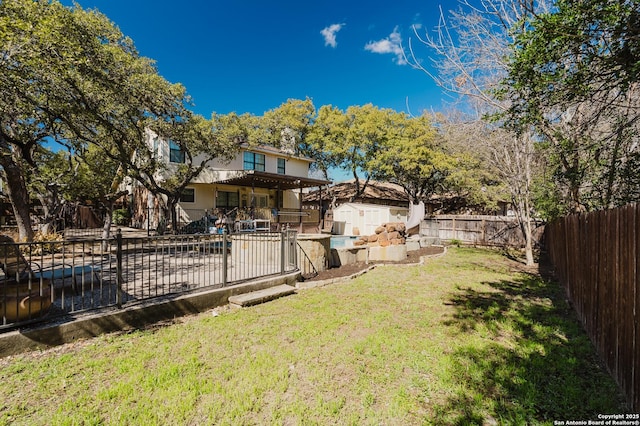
top-left (22, 231), bottom-right (63, 255)
top-left (449, 238), bottom-right (462, 247)
top-left (112, 209), bottom-right (131, 226)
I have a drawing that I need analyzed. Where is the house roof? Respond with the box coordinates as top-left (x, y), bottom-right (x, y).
top-left (302, 180), bottom-right (409, 204)
top-left (334, 202), bottom-right (409, 212)
top-left (195, 169), bottom-right (330, 190)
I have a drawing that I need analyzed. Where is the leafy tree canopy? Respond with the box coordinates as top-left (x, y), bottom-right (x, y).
top-left (508, 0), bottom-right (640, 111)
top-left (504, 0), bottom-right (640, 214)
top-left (1, 0), bottom-right (239, 237)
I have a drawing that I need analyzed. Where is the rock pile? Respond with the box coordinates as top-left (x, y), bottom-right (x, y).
top-left (353, 222), bottom-right (407, 247)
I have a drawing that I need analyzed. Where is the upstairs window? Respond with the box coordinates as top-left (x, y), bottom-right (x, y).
top-left (277, 158), bottom-right (286, 174)
top-left (243, 152), bottom-right (265, 171)
top-left (169, 140), bottom-right (185, 163)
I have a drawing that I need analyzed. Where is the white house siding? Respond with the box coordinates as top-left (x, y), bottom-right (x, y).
top-left (193, 149), bottom-right (311, 179)
top-left (176, 184), bottom-right (267, 214)
top-left (133, 130), bottom-right (326, 227)
top-left (283, 189), bottom-right (300, 209)
top-left (176, 184), bottom-right (304, 223)
top-left (146, 128), bottom-right (314, 180)
top-left (275, 157), bottom-right (309, 177)
top-left (175, 183), bottom-right (213, 223)
top-left (333, 203), bottom-right (409, 236)
top-left (205, 155), bottom-right (244, 171)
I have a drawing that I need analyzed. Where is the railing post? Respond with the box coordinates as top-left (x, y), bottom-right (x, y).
top-left (222, 229), bottom-right (228, 286)
top-left (292, 230), bottom-right (298, 269)
top-left (280, 230), bottom-right (286, 274)
top-left (115, 228), bottom-right (123, 308)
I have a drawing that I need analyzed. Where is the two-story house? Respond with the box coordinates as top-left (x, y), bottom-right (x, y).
top-left (125, 130), bottom-right (330, 233)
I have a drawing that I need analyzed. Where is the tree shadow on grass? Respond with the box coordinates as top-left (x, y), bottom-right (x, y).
top-left (431, 273), bottom-right (628, 425)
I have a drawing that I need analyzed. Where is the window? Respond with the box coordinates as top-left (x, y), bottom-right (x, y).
top-left (179, 188), bottom-right (195, 203)
top-left (243, 152), bottom-right (265, 171)
top-left (169, 140), bottom-right (185, 163)
top-left (277, 158), bottom-right (286, 174)
top-left (254, 194), bottom-right (268, 208)
top-left (216, 191), bottom-right (239, 209)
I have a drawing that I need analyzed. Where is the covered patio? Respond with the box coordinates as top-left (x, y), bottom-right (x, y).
top-left (194, 169), bottom-right (331, 233)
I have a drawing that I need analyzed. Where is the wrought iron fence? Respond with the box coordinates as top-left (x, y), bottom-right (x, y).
top-left (1, 230), bottom-right (298, 329)
top-left (296, 242), bottom-right (318, 281)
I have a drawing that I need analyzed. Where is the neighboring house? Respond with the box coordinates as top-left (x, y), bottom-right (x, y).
top-left (302, 179), bottom-right (512, 234)
top-left (124, 130), bottom-right (330, 232)
top-left (303, 180), bottom-right (511, 217)
top-left (302, 180), bottom-right (410, 211)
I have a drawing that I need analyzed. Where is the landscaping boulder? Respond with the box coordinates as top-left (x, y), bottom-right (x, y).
top-left (355, 222), bottom-right (408, 248)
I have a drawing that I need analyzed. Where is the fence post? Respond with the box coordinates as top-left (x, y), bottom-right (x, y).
top-left (290, 230), bottom-right (297, 271)
top-left (115, 228), bottom-right (123, 308)
top-left (222, 229), bottom-right (228, 286)
top-left (452, 217), bottom-right (457, 241)
top-left (280, 230), bottom-right (286, 274)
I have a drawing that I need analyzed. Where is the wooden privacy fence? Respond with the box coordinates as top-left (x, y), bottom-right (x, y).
top-left (420, 215), bottom-right (544, 247)
top-left (545, 204), bottom-right (639, 411)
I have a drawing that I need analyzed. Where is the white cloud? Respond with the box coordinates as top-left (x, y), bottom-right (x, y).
top-left (320, 23), bottom-right (345, 48)
top-left (364, 26), bottom-right (407, 65)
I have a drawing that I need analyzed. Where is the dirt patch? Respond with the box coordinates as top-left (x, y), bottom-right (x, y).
top-left (304, 245), bottom-right (445, 282)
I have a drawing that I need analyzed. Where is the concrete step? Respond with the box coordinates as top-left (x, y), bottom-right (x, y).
top-left (228, 284), bottom-right (296, 308)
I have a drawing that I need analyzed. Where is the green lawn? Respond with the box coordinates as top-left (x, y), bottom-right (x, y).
top-left (0, 248), bottom-right (627, 425)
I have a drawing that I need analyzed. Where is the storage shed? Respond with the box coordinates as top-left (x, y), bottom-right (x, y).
top-left (332, 202), bottom-right (409, 236)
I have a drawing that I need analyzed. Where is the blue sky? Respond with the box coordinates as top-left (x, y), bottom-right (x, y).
top-left (62, 0), bottom-right (460, 118)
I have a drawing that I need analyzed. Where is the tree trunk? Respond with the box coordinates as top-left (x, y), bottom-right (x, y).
top-left (604, 123), bottom-right (624, 208)
top-left (36, 184), bottom-right (64, 235)
top-left (516, 193), bottom-right (535, 267)
top-left (523, 216), bottom-right (534, 266)
top-left (496, 133), bottom-right (536, 267)
top-left (350, 172), bottom-right (370, 202)
top-left (102, 203), bottom-right (113, 239)
top-left (101, 202), bottom-right (114, 251)
top-left (101, 191), bottom-right (130, 245)
top-left (349, 170), bottom-right (361, 202)
top-left (167, 199), bottom-right (178, 234)
top-left (0, 154), bottom-right (34, 241)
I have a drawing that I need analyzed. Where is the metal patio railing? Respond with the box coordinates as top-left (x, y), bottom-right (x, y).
top-left (0, 230), bottom-right (298, 329)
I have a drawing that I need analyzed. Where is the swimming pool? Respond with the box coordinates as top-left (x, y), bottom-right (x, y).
top-left (330, 235), bottom-right (358, 249)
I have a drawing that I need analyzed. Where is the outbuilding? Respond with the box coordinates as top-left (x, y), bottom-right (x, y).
top-left (332, 202), bottom-right (409, 236)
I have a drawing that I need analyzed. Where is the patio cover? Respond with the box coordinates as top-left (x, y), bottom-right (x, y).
top-left (197, 169), bottom-right (330, 190)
